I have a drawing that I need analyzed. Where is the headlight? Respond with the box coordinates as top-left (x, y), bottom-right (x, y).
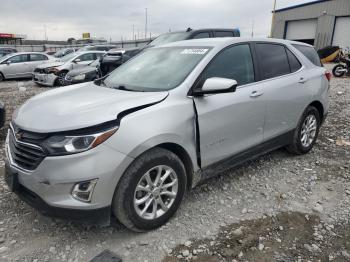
top-left (72, 74), bottom-right (86, 81)
top-left (44, 67), bottom-right (60, 75)
top-left (44, 127), bottom-right (118, 156)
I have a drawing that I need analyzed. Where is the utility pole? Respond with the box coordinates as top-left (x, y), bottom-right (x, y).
top-left (145, 8), bottom-right (148, 39)
top-left (133, 24), bottom-right (135, 40)
top-left (44, 24), bottom-right (47, 41)
top-left (270, 0), bottom-right (277, 38)
top-left (251, 20), bottom-right (255, 38)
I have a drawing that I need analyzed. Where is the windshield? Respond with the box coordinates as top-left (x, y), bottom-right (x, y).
top-left (0, 53), bottom-right (12, 61)
top-left (103, 46), bottom-right (211, 92)
top-left (60, 52), bottom-right (79, 62)
top-left (149, 32), bottom-right (191, 46)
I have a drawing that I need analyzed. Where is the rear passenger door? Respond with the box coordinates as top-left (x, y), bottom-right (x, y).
top-left (254, 43), bottom-right (309, 140)
top-left (27, 54), bottom-right (48, 76)
top-left (193, 44), bottom-right (265, 167)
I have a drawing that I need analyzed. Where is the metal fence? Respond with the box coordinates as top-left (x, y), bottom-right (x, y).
top-left (0, 38), bottom-right (154, 52)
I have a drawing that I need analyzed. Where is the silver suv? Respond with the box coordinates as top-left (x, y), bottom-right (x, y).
top-left (5, 38), bottom-right (330, 231)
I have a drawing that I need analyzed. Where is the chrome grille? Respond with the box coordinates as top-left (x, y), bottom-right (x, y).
top-left (8, 128), bottom-right (47, 171)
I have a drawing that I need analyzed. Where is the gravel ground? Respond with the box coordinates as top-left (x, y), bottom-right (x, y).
top-left (0, 69), bottom-right (349, 262)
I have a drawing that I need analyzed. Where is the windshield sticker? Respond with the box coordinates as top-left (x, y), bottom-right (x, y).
top-left (181, 49), bottom-right (209, 55)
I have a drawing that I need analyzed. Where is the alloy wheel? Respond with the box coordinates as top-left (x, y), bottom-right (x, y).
top-left (300, 114), bottom-right (317, 148)
top-left (133, 165), bottom-right (178, 220)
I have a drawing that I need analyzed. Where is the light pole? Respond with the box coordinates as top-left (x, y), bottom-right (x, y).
top-left (270, 0), bottom-right (277, 38)
top-left (145, 8), bottom-right (148, 39)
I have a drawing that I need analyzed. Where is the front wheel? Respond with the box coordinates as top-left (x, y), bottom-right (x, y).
top-left (56, 71), bottom-right (68, 86)
top-left (287, 106), bottom-right (321, 155)
top-left (112, 148), bottom-right (187, 232)
top-left (332, 64), bottom-right (346, 77)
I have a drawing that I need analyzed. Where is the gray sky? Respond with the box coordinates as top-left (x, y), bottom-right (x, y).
top-left (0, 0), bottom-right (315, 41)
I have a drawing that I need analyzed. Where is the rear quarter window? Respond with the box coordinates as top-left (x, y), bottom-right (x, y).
top-left (292, 44), bottom-right (322, 67)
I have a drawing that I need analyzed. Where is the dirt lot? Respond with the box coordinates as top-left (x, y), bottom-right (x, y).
top-left (0, 69), bottom-right (349, 262)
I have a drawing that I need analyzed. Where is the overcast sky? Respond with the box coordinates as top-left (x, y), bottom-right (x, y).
top-left (0, 0), bottom-right (315, 41)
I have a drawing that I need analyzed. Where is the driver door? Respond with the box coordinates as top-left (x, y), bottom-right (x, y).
top-left (193, 44), bottom-right (265, 167)
top-left (72, 53), bottom-right (96, 68)
top-left (1, 54), bottom-right (29, 78)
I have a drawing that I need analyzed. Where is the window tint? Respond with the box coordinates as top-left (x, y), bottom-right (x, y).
top-left (192, 32), bottom-right (211, 39)
top-left (30, 54), bottom-right (47, 61)
top-left (78, 53), bottom-right (95, 61)
top-left (7, 54), bottom-right (28, 63)
top-left (286, 49), bottom-right (302, 72)
top-left (256, 44), bottom-right (290, 79)
top-left (215, 31), bottom-right (234, 37)
top-left (199, 44), bottom-right (255, 86)
top-left (292, 44), bottom-right (322, 67)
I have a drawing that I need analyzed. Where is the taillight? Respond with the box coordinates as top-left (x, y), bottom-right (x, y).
top-left (325, 71), bottom-right (332, 81)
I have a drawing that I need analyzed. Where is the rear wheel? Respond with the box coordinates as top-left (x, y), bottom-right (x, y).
top-left (0, 72), bottom-right (4, 82)
top-left (287, 106), bottom-right (321, 155)
top-left (332, 64), bottom-right (346, 77)
top-left (112, 148), bottom-right (187, 232)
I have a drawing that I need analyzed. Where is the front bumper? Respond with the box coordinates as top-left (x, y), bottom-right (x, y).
top-left (32, 72), bottom-right (57, 87)
top-left (5, 133), bottom-right (134, 224)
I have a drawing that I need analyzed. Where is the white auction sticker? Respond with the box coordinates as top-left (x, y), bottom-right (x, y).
top-left (181, 49), bottom-right (209, 55)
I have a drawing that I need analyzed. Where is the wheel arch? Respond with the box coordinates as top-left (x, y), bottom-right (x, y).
top-left (157, 142), bottom-right (194, 190)
top-left (309, 100), bottom-right (324, 123)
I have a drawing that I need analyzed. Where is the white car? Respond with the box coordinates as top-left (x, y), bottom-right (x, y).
top-left (32, 51), bottom-right (105, 86)
top-left (0, 52), bottom-right (54, 81)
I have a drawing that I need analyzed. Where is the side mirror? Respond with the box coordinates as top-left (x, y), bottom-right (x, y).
top-left (193, 77), bottom-right (237, 96)
top-left (74, 58), bottom-right (81, 63)
top-left (6, 60), bottom-right (12, 65)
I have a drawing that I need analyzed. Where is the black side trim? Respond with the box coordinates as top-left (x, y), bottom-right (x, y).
top-left (14, 184), bottom-right (111, 226)
top-left (200, 130), bottom-right (294, 181)
top-left (192, 99), bottom-right (201, 168)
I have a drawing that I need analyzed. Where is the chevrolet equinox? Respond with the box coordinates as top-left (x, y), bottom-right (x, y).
top-left (5, 38), bottom-right (330, 231)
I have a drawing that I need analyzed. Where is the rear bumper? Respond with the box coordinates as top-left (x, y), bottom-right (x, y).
top-left (14, 182), bottom-right (111, 225)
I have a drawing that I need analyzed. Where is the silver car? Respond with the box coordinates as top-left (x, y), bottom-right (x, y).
top-left (0, 52), bottom-right (54, 81)
top-left (5, 38), bottom-right (330, 231)
top-left (32, 51), bottom-right (105, 86)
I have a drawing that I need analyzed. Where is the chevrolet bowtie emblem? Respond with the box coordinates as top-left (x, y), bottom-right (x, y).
top-left (15, 132), bottom-right (22, 140)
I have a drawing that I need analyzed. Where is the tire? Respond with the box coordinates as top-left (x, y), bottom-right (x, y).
top-left (0, 72), bottom-right (4, 82)
top-left (112, 147), bottom-right (187, 232)
top-left (57, 71), bottom-right (68, 86)
top-left (332, 64), bottom-right (346, 77)
top-left (287, 106), bottom-right (321, 155)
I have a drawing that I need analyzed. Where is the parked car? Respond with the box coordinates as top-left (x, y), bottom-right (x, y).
top-left (53, 47), bottom-right (77, 58)
top-left (45, 50), bottom-right (57, 56)
top-left (99, 47), bottom-right (140, 76)
top-left (5, 38), bottom-right (330, 231)
top-left (65, 58), bottom-right (101, 85)
top-left (0, 52), bottom-right (54, 81)
top-left (0, 101), bottom-right (5, 128)
top-left (0, 47), bottom-right (17, 58)
top-left (79, 45), bottom-right (117, 52)
top-left (147, 27), bottom-right (241, 47)
top-left (32, 51), bottom-right (105, 86)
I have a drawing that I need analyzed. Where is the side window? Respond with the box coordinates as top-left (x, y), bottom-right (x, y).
top-left (30, 54), bottom-right (48, 61)
top-left (95, 53), bottom-right (104, 59)
top-left (214, 31), bottom-right (234, 37)
top-left (7, 54), bottom-right (28, 64)
top-left (292, 44), bottom-right (322, 67)
top-left (286, 49), bottom-right (302, 73)
top-left (256, 44), bottom-right (290, 79)
top-left (78, 53), bottom-right (95, 61)
top-left (192, 32), bottom-right (211, 39)
top-left (199, 44), bottom-right (255, 87)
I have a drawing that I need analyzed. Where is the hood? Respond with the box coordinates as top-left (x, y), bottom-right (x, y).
top-left (36, 61), bottom-right (65, 69)
top-left (13, 83), bottom-right (168, 133)
top-left (67, 65), bottom-right (96, 76)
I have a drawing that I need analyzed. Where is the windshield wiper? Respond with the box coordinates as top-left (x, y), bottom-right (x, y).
top-left (111, 85), bottom-right (144, 92)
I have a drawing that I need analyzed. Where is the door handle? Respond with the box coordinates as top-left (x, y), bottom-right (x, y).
top-left (250, 90), bottom-right (264, 98)
top-left (298, 77), bottom-right (308, 84)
